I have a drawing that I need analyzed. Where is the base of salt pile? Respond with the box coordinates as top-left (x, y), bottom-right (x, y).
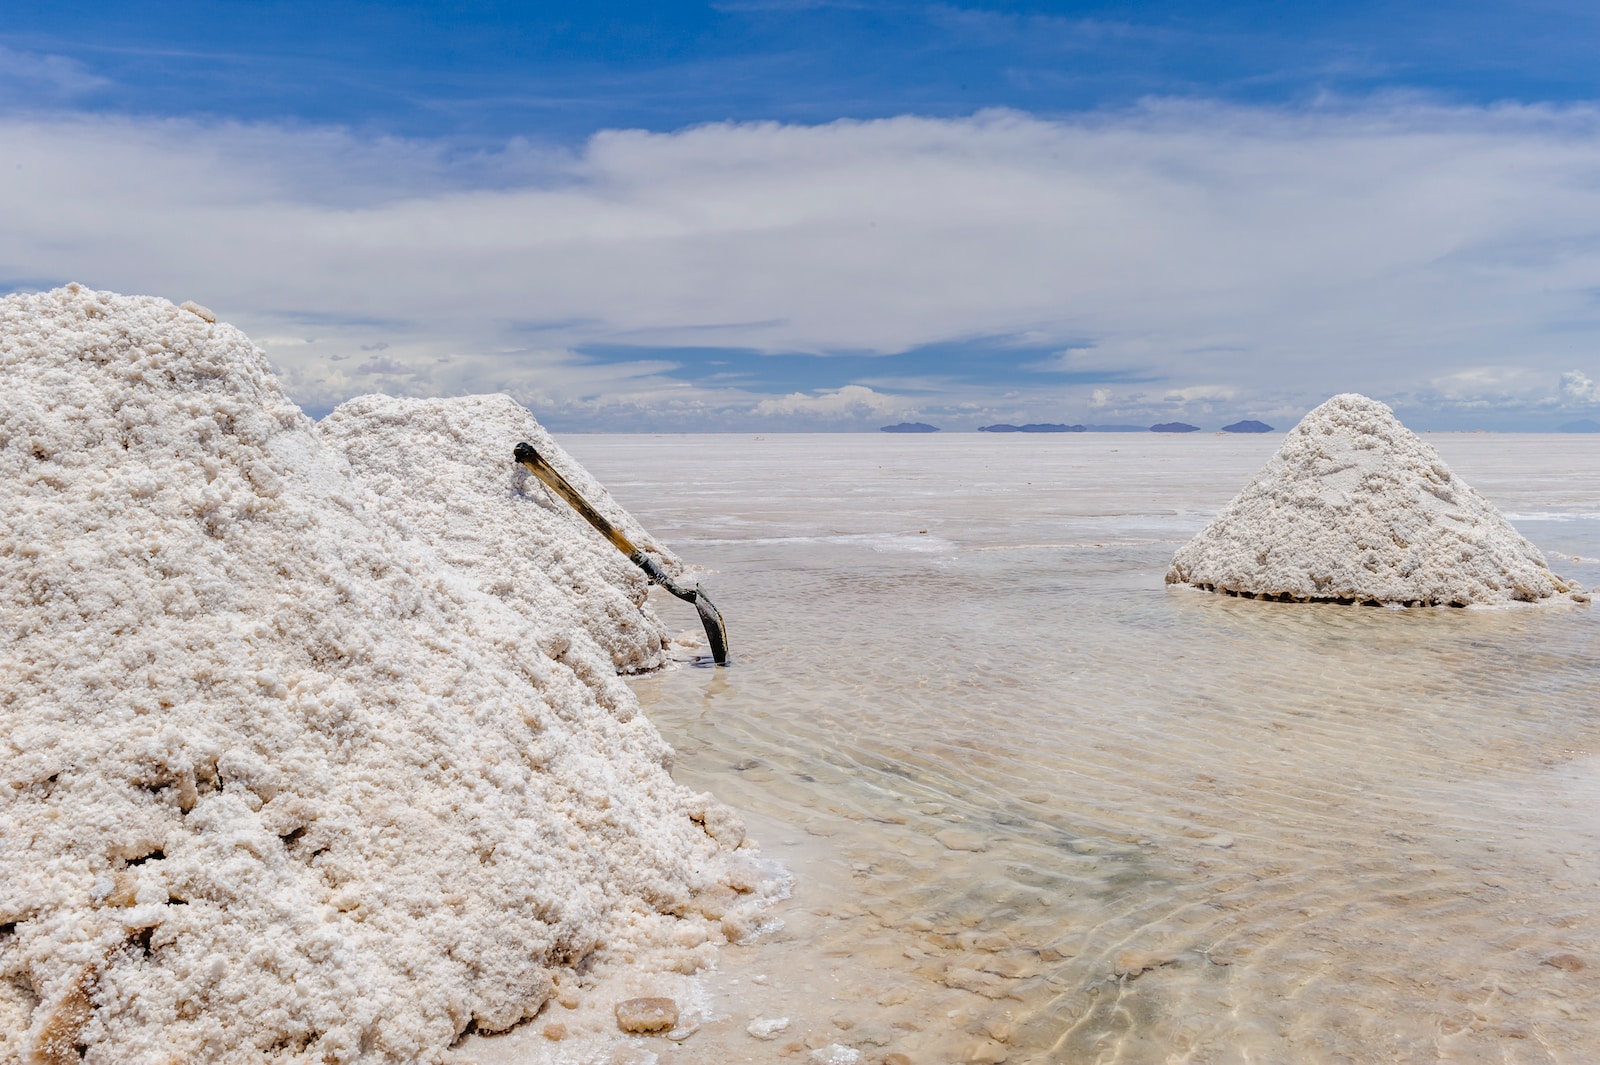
top-left (1166, 393), bottom-right (1587, 607)
top-left (0, 285), bottom-right (775, 1064)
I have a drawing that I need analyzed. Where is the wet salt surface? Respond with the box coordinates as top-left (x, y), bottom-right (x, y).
top-left (523, 434), bottom-right (1600, 1063)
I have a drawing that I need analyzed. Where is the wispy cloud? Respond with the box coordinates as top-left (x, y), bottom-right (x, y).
top-left (353, 355), bottom-right (417, 376)
top-left (0, 45), bottom-right (109, 102)
top-left (3, 102), bottom-right (1600, 427)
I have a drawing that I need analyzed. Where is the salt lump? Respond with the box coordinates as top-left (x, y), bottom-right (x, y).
top-left (1167, 393), bottom-right (1582, 606)
top-left (0, 286), bottom-right (757, 1063)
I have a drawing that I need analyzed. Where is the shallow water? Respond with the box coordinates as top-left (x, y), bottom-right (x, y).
top-left (563, 433), bottom-right (1600, 1064)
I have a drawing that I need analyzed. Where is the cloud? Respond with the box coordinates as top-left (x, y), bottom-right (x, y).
top-left (353, 355), bottom-right (416, 376)
top-left (1161, 384), bottom-right (1237, 406)
top-left (751, 384), bottom-right (906, 421)
top-left (0, 46), bottom-right (109, 102)
top-left (3, 102), bottom-right (1600, 427)
top-left (1427, 365), bottom-right (1547, 404)
top-left (1561, 369), bottom-right (1600, 404)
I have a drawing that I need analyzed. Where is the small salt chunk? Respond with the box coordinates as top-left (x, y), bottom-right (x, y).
top-left (746, 1016), bottom-right (790, 1040)
top-left (179, 301), bottom-right (216, 322)
top-left (1114, 950), bottom-right (1178, 977)
top-left (944, 966), bottom-right (1009, 999)
top-left (615, 997), bottom-right (679, 1033)
top-left (809, 1045), bottom-right (862, 1065)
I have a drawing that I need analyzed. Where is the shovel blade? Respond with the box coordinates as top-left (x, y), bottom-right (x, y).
top-left (693, 588), bottom-right (729, 666)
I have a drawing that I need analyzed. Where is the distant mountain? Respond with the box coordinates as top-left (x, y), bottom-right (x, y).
top-left (1221, 419), bottom-right (1275, 433)
top-left (880, 422), bottom-right (941, 433)
top-left (978, 423), bottom-right (1086, 433)
top-left (1150, 422), bottom-right (1201, 433)
top-left (1082, 424), bottom-right (1150, 432)
top-left (1558, 418), bottom-right (1600, 433)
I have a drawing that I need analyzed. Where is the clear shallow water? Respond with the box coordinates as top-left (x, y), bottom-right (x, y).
top-left (565, 434), bottom-right (1600, 1064)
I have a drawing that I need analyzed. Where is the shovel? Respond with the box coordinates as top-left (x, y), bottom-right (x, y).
top-left (514, 442), bottom-right (729, 665)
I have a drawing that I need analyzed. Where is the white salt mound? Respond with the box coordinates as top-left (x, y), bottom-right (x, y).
top-left (1166, 393), bottom-right (1583, 606)
top-left (0, 286), bottom-right (754, 1064)
top-left (319, 393), bottom-right (679, 675)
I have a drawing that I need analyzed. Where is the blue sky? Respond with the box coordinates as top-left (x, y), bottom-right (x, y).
top-left (4, 2), bottom-right (1600, 429)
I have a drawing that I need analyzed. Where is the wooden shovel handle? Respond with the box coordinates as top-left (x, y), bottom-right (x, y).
top-left (514, 442), bottom-right (637, 557)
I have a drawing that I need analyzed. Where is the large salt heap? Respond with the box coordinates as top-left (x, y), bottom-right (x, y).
top-left (1167, 393), bottom-right (1582, 606)
top-left (0, 286), bottom-right (755, 1064)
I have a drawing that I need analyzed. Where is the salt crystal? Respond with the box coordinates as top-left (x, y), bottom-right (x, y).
top-left (614, 997), bottom-right (679, 1033)
top-left (746, 1016), bottom-right (791, 1039)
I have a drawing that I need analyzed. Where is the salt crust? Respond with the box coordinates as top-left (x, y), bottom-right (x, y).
top-left (0, 286), bottom-right (757, 1063)
top-left (319, 394), bottom-right (679, 675)
top-left (1167, 393), bottom-right (1582, 606)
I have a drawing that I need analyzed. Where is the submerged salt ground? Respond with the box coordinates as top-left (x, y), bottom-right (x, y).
top-left (1168, 393), bottom-right (1586, 607)
top-left (0, 286), bottom-right (772, 1065)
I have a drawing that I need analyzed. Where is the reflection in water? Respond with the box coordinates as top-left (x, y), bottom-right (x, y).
top-left (571, 434), bottom-right (1600, 1064)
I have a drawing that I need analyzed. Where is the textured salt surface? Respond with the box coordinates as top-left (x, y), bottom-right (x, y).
top-left (319, 394), bottom-right (681, 674)
top-left (0, 286), bottom-right (759, 1064)
top-left (1167, 393), bottom-right (1583, 605)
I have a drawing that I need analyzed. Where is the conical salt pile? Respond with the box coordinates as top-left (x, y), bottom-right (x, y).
top-left (1167, 393), bottom-right (1583, 606)
top-left (0, 286), bottom-right (761, 1064)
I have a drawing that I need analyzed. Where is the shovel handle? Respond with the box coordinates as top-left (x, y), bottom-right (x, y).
top-left (514, 442), bottom-right (638, 557)
top-left (516, 442), bottom-right (691, 599)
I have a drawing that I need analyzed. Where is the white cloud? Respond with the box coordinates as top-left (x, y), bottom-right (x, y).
top-left (1424, 365), bottom-right (1547, 401)
top-left (1561, 369), bottom-right (1600, 404)
top-left (751, 384), bottom-right (906, 421)
top-left (353, 355), bottom-right (419, 376)
top-left (3, 102), bottom-right (1600, 426)
top-left (1161, 384), bottom-right (1237, 405)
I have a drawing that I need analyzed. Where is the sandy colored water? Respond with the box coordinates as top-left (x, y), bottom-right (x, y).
top-left (474, 433), bottom-right (1600, 1064)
